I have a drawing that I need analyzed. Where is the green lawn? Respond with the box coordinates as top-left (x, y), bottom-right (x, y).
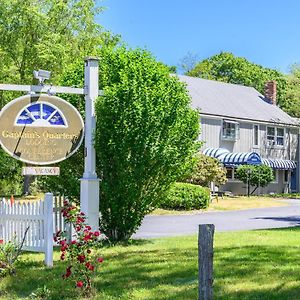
top-left (1, 227), bottom-right (300, 299)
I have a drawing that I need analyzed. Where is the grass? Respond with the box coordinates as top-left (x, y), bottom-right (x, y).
top-left (152, 195), bottom-right (288, 215)
top-left (1, 227), bottom-right (300, 299)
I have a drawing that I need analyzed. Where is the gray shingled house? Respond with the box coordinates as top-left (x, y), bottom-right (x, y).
top-left (178, 75), bottom-right (300, 195)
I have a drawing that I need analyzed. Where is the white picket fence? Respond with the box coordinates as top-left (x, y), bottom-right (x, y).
top-left (0, 193), bottom-right (65, 267)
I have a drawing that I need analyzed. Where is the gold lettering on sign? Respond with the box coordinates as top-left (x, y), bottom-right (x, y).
top-left (0, 94), bottom-right (84, 164)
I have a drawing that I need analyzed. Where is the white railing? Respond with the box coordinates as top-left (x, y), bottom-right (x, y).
top-left (0, 193), bottom-right (53, 267)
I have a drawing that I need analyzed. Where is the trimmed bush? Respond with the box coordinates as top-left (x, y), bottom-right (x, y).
top-left (159, 183), bottom-right (210, 210)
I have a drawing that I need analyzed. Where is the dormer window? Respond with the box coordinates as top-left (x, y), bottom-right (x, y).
top-left (222, 120), bottom-right (240, 141)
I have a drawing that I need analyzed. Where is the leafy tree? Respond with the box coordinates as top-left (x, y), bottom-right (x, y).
top-left (0, 149), bottom-right (22, 195)
top-left (187, 52), bottom-right (287, 108)
top-left (235, 165), bottom-right (274, 195)
top-left (284, 64), bottom-right (300, 118)
top-left (184, 154), bottom-right (227, 187)
top-left (179, 52), bottom-right (199, 74)
top-left (38, 147), bottom-right (84, 200)
top-left (95, 47), bottom-right (200, 241)
top-left (0, 0), bottom-right (118, 104)
top-left (0, 0), bottom-right (119, 193)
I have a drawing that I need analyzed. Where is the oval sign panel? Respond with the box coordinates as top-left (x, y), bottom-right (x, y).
top-left (0, 94), bottom-right (84, 165)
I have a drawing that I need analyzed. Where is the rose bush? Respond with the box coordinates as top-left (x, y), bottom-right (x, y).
top-left (55, 200), bottom-right (105, 293)
top-left (0, 227), bottom-right (29, 277)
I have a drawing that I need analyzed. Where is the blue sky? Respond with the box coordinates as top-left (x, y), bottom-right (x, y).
top-left (99, 0), bottom-right (300, 74)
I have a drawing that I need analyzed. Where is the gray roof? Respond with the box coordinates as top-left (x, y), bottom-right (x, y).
top-left (177, 75), bottom-right (298, 126)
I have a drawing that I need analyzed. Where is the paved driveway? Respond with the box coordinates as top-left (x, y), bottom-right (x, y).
top-left (134, 200), bottom-right (300, 239)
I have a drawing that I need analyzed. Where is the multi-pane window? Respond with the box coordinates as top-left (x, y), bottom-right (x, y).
top-left (222, 120), bottom-right (240, 141)
top-left (276, 128), bottom-right (284, 146)
top-left (226, 168), bottom-right (234, 180)
top-left (267, 127), bottom-right (275, 146)
top-left (253, 125), bottom-right (259, 146)
top-left (266, 127), bottom-right (285, 147)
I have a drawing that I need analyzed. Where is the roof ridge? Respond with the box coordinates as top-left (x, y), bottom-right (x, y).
top-left (177, 74), bottom-right (257, 90)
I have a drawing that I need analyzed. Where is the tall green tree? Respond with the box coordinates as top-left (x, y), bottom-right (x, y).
top-left (284, 64), bottom-right (300, 118)
top-left (187, 52), bottom-right (287, 108)
top-left (42, 47), bottom-right (200, 242)
top-left (0, 0), bottom-right (118, 86)
top-left (95, 47), bottom-right (200, 241)
top-left (0, 0), bottom-right (119, 191)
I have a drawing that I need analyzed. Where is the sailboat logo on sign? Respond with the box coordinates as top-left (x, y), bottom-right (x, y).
top-left (0, 94), bottom-right (84, 165)
top-left (15, 102), bottom-right (68, 128)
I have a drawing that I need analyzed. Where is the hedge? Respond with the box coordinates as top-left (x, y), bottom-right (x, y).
top-left (158, 182), bottom-right (210, 210)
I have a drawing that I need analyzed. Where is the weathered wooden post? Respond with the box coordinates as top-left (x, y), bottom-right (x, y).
top-left (198, 224), bottom-right (215, 300)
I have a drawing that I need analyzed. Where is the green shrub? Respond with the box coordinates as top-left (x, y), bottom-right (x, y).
top-left (159, 183), bottom-right (210, 210)
top-left (95, 47), bottom-right (200, 241)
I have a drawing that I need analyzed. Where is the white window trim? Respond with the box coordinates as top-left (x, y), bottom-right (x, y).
top-left (266, 126), bottom-right (286, 148)
top-left (253, 124), bottom-right (260, 148)
top-left (221, 119), bottom-right (240, 141)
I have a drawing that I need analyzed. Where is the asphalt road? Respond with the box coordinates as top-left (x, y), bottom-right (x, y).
top-left (134, 200), bottom-right (300, 239)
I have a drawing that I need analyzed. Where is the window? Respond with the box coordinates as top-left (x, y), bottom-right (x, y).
top-left (253, 125), bottom-right (259, 147)
top-left (272, 170), bottom-right (278, 183)
top-left (222, 120), bottom-right (240, 141)
top-left (284, 170), bottom-right (289, 183)
top-left (267, 127), bottom-right (275, 146)
top-left (276, 128), bottom-right (284, 146)
top-left (266, 127), bottom-right (285, 147)
top-left (226, 168), bottom-right (234, 180)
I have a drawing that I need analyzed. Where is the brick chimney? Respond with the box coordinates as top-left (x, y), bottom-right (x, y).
top-left (265, 81), bottom-right (277, 105)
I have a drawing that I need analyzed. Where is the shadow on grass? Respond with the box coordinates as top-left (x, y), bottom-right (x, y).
top-left (252, 215), bottom-right (300, 226)
top-left (1, 229), bottom-right (300, 299)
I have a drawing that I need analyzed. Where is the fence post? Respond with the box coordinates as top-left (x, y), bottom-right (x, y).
top-left (198, 224), bottom-right (215, 300)
top-left (44, 193), bottom-right (53, 267)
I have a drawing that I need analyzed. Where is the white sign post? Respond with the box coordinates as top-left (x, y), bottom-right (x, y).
top-left (80, 58), bottom-right (100, 231)
top-left (0, 58), bottom-right (101, 231)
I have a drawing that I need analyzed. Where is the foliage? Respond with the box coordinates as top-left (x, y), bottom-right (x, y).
top-left (267, 192), bottom-right (300, 199)
top-left (29, 285), bottom-right (51, 299)
top-left (0, 227), bottom-right (28, 277)
top-left (94, 47), bottom-right (200, 241)
top-left (179, 51), bottom-right (199, 73)
top-left (284, 64), bottom-right (300, 118)
top-left (184, 153), bottom-right (227, 186)
top-left (38, 147), bottom-right (84, 200)
top-left (42, 47), bottom-right (199, 241)
top-left (0, 149), bottom-right (23, 196)
top-left (2, 228), bottom-right (300, 299)
top-left (55, 200), bottom-right (105, 294)
top-left (0, 0), bottom-right (118, 86)
top-left (187, 52), bottom-right (287, 108)
top-left (158, 182), bottom-right (210, 210)
top-left (235, 165), bottom-right (274, 193)
top-left (0, 0), bottom-right (119, 194)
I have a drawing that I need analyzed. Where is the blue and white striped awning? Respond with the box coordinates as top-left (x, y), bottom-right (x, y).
top-left (203, 148), bottom-right (297, 170)
top-left (262, 158), bottom-right (296, 170)
top-left (203, 148), bottom-right (230, 158)
top-left (219, 152), bottom-right (262, 166)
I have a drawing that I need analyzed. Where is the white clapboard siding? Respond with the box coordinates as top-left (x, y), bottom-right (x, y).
top-left (0, 193), bottom-right (53, 267)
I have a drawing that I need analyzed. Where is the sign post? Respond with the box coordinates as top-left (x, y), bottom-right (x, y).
top-left (0, 58), bottom-right (101, 231)
top-left (80, 58), bottom-right (100, 231)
